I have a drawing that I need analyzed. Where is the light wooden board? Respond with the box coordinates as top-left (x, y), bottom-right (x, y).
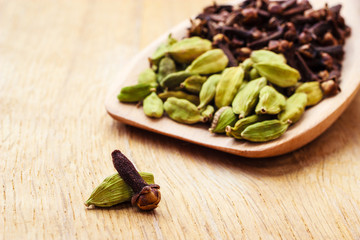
top-left (1, 0), bottom-right (360, 239)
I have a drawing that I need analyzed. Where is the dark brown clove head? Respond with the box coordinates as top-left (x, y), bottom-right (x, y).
top-left (111, 150), bottom-right (161, 211)
top-left (131, 184), bottom-right (161, 211)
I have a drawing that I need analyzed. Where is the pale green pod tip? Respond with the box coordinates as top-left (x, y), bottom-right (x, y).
top-left (241, 119), bottom-right (289, 142)
top-left (197, 74), bottom-right (221, 110)
top-left (215, 66), bottom-right (245, 108)
top-left (138, 68), bottom-right (157, 85)
top-left (250, 50), bottom-right (286, 64)
top-left (186, 49), bottom-right (229, 75)
top-left (254, 62), bottom-right (300, 88)
top-left (143, 92), bottom-right (164, 118)
top-left (232, 77), bottom-right (267, 118)
top-left (85, 172), bottom-right (155, 208)
top-left (164, 97), bottom-right (205, 124)
top-left (168, 36), bottom-right (212, 64)
top-left (209, 106), bottom-right (237, 133)
top-left (295, 81), bottom-right (323, 106)
top-left (278, 92), bottom-right (308, 124)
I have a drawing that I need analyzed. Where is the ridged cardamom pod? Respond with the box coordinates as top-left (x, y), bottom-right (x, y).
top-left (255, 85), bottom-right (286, 115)
top-left (180, 75), bottom-right (207, 94)
top-left (150, 34), bottom-right (177, 66)
top-left (226, 114), bottom-right (266, 139)
top-left (186, 49), bottom-right (229, 75)
top-left (157, 56), bottom-right (177, 83)
top-left (84, 172), bottom-right (155, 208)
top-left (158, 91), bottom-right (200, 105)
top-left (250, 50), bottom-right (286, 64)
top-left (278, 92), bottom-right (308, 124)
top-left (241, 119), bottom-right (289, 142)
top-left (197, 74), bottom-right (221, 110)
top-left (253, 62), bottom-right (300, 87)
top-left (117, 82), bottom-right (157, 103)
top-left (168, 36), bottom-right (212, 64)
top-left (137, 68), bottom-right (157, 85)
top-left (164, 97), bottom-right (206, 124)
top-left (295, 81), bottom-right (323, 106)
top-left (160, 71), bottom-right (193, 89)
top-left (200, 105), bottom-right (215, 122)
top-left (209, 106), bottom-right (237, 133)
top-left (143, 92), bottom-right (164, 118)
top-left (232, 77), bottom-right (267, 118)
top-left (249, 68), bottom-right (260, 80)
top-left (215, 66), bottom-right (245, 108)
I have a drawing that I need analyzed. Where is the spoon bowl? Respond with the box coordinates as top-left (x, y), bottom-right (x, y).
top-left (105, 0), bottom-right (360, 158)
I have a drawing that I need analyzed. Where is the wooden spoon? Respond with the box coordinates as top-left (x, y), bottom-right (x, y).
top-left (105, 0), bottom-right (360, 158)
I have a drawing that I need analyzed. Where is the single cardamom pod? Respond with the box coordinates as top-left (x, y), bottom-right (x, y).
top-left (143, 92), bottom-right (164, 118)
top-left (164, 97), bottom-right (206, 124)
top-left (225, 115), bottom-right (268, 139)
top-left (168, 36), bottom-right (212, 64)
top-left (278, 92), bottom-right (308, 124)
top-left (209, 106), bottom-right (237, 133)
top-left (180, 75), bottom-right (207, 94)
top-left (241, 119), bottom-right (289, 142)
top-left (253, 62), bottom-right (300, 87)
top-left (197, 74), bottom-right (221, 110)
top-left (250, 49), bottom-right (286, 64)
top-left (255, 85), bottom-right (286, 115)
top-left (185, 49), bottom-right (229, 75)
top-left (215, 66), bottom-right (245, 108)
top-left (295, 81), bottom-right (323, 106)
top-left (160, 71), bottom-right (193, 89)
top-left (158, 91), bottom-right (200, 105)
top-left (157, 56), bottom-right (177, 83)
top-left (232, 77), bottom-right (267, 118)
top-left (138, 68), bottom-right (157, 85)
top-left (200, 105), bottom-right (215, 122)
top-left (150, 34), bottom-right (177, 66)
top-left (249, 68), bottom-right (260, 80)
top-left (84, 172), bottom-right (155, 208)
top-left (117, 82), bottom-right (157, 103)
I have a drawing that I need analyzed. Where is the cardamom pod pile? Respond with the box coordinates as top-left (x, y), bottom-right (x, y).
top-left (117, 0), bottom-right (350, 143)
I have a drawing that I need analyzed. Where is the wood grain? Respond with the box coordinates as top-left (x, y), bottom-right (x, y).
top-left (1, 0), bottom-right (359, 239)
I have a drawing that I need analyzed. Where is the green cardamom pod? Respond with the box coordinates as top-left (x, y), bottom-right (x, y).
top-left (84, 172), bottom-right (155, 208)
top-left (160, 71), bottom-right (193, 89)
top-left (215, 66), bottom-right (245, 108)
top-left (164, 97), bottom-right (206, 124)
top-left (209, 106), bottom-right (237, 133)
top-left (157, 56), bottom-right (177, 83)
top-left (143, 92), bottom-right (164, 118)
top-left (158, 91), bottom-right (200, 105)
top-left (278, 92), bottom-right (308, 124)
top-left (150, 34), bottom-right (177, 66)
top-left (117, 82), bottom-right (157, 103)
top-left (232, 77), bottom-right (267, 118)
top-left (225, 114), bottom-right (267, 139)
top-left (180, 75), bottom-right (207, 94)
top-left (168, 36), bottom-right (212, 64)
top-left (197, 74), bottom-right (221, 110)
top-left (295, 81), bottom-right (323, 106)
top-left (249, 68), bottom-right (260, 80)
top-left (255, 85), bottom-right (286, 115)
top-left (138, 68), bottom-right (157, 85)
top-left (241, 119), bottom-right (289, 142)
top-left (250, 49), bottom-right (286, 64)
top-left (185, 49), bottom-right (229, 75)
top-left (200, 105), bottom-right (215, 122)
top-left (253, 62), bottom-right (300, 87)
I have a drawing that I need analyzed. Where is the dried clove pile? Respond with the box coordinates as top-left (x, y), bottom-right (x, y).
top-left (188, 0), bottom-right (351, 96)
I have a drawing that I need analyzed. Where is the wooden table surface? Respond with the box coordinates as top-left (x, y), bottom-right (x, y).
top-left (1, 0), bottom-right (360, 239)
